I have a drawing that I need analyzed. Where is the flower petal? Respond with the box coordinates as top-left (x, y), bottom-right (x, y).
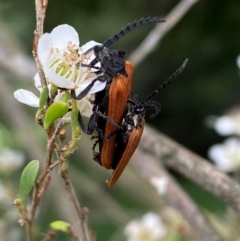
top-left (142, 213), bottom-right (161, 228)
top-left (214, 116), bottom-right (235, 136)
top-left (51, 24), bottom-right (79, 50)
top-left (14, 89), bottom-right (39, 107)
top-left (75, 78), bottom-right (106, 96)
top-left (208, 138), bottom-right (240, 172)
top-left (81, 41), bottom-right (102, 71)
top-left (44, 67), bottom-right (76, 89)
top-left (34, 73), bottom-right (42, 91)
top-left (124, 219), bottom-right (141, 237)
top-left (81, 40), bottom-right (101, 54)
top-left (88, 80), bottom-right (106, 93)
top-left (38, 33), bottom-right (52, 66)
top-left (150, 177), bottom-right (168, 195)
top-left (208, 144), bottom-right (231, 171)
top-left (237, 55), bottom-right (240, 69)
top-left (77, 97), bottom-right (93, 117)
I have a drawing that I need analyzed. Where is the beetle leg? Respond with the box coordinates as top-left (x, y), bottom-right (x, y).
top-left (95, 111), bottom-right (122, 129)
top-left (95, 125), bottom-right (118, 141)
top-left (90, 56), bottom-right (100, 66)
top-left (71, 77), bottom-right (100, 100)
top-left (77, 111), bottom-right (96, 135)
top-left (80, 63), bottom-right (101, 70)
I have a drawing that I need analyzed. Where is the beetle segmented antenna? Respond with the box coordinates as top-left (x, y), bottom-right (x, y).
top-left (143, 101), bottom-right (161, 118)
top-left (142, 58), bottom-right (188, 104)
top-left (103, 16), bottom-right (165, 47)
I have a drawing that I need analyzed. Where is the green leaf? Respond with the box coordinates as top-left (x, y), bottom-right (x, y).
top-left (60, 91), bottom-right (70, 103)
top-left (13, 198), bottom-right (26, 218)
top-left (44, 101), bottom-right (69, 129)
top-left (39, 86), bottom-right (49, 109)
top-left (20, 160), bottom-right (39, 202)
top-left (50, 221), bottom-right (70, 232)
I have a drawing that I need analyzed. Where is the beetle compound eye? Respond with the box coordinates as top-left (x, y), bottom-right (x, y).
top-left (94, 45), bottom-right (104, 54)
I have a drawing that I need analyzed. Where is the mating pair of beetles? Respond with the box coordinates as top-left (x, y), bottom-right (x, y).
top-left (71, 16), bottom-right (188, 187)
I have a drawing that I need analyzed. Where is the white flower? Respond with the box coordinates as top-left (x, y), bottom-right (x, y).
top-left (124, 212), bottom-right (167, 241)
top-left (237, 55), bottom-right (240, 69)
top-left (0, 148), bottom-right (24, 173)
top-left (214, 115), bottom-right (240, 136)
top-left (37, 24), bottom-right (105, 96)
top-left (14, 24), bottom-right (106, 119)
top-left (14, 63), bottom-right (93, 119)
top-left (150, 177), bottom-right (168, 195)
top-left (208, 137), bottom-right (240, 172)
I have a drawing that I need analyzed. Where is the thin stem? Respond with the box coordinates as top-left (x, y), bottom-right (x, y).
top-left (89, 230), bottom-right (96, 241)
top-left (61, 168), bottom-right (90, 241)
top-left (25, 218), bottom-right (33, 241)
top-left (25, 173), bottom-right (52, 241)
top-left (140, 125), bottom-right (240, 215)
top-left (38, 122), bottom-right (64, 184)
top-left (41, 229), bottom-right (56, 241)
top-left (68, 226), bottom-right (81, 241)
top-left (132, 149), bottom-right (224, 241)
top-left (33, 0), bottom-right (48, 87)
top-left (29, 174), bottom-right (52, 222)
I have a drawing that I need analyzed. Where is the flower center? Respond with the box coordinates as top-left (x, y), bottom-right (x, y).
top-left (48, 42), bottom-right (90, 84)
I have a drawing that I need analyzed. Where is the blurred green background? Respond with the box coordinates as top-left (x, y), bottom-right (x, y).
top-left (0, 0), bottom-right (240, 240)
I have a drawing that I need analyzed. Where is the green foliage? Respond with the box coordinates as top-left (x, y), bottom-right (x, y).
top-left (50, 220), bottom-right (70, 232)
top-left (20, 160), bottom-right (39, 202)
top-left (44, 101), bottom-right (69, 129)
top-left (39, 86), bottom-right (49, 109)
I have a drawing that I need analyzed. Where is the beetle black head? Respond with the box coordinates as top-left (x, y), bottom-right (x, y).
top-left (93, 45), bottom-right (104, 57)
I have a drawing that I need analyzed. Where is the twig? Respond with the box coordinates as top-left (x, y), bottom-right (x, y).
top-left (132, 149), bottom-right (224, 241)
top-left (35, 0), bottom-right (48, 37)
top-left (140, 125), bottom-right (240, 214)
top-left (25, 217), bottom-right (33, 241)
top-left (29, 174), bottom-right (52, 225)
top-left (33, 0), bottom-right (48, 87)
top-left (41, 229), bottom-right (56, 241)
top-left (89, 230), bottom-right (96, 241)
top-left (38, 173), bottom-right (52, 198)
top-left (68, 226), bottom-right (81, 241)
top-left (61, 169), bottom-right (90, 241)
top-left (38, 122), bottom-right (64, 184)
top-left (25, 173), bottom-right (52, 241)
top-left (70, 165), bottom-right (131, 223)
top-left (129, 0), bottom-right (198, 66)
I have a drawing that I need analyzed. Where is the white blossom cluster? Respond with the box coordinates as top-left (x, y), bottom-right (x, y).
top-left (208, 57), bottom-right (240, 172)
top-left (124, 212), bottom-right (167, 241)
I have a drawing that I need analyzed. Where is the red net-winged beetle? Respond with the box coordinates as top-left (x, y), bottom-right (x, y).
top-left (72, 17), bottom-right (165, 169)
top-left (93, 59), bottom-right (188, 187)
